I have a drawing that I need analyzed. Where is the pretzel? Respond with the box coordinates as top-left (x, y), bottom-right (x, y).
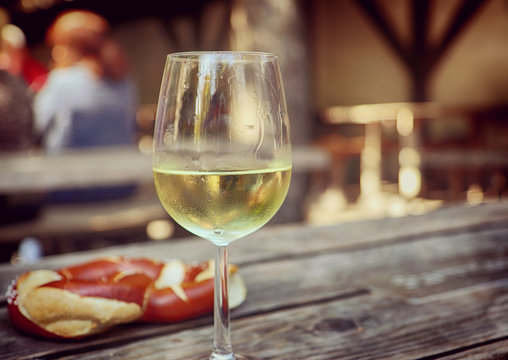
top-left (6, 256), bottom-right (246, 339)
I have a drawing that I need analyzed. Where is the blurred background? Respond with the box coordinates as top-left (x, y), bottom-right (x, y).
top-left (1, 0), bottom-right (507, 263)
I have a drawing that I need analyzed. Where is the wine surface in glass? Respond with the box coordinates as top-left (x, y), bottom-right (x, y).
top-left (153, 166), bottom-right (291, 245)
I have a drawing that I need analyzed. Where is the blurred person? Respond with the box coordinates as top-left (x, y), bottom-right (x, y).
top-left (34, 10), bottom-right (138, 202)
top-left (0, 23), bottom-right (48, 92)
top-left (35, 10), bottom-right (136, 151)
top-left (0, 69), bottom-right (44, 224)
top-left (0, 69), bottom-right (33, 151)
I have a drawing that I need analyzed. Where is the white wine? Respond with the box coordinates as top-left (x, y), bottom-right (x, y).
top-left (153, 166), bottom-right (291, 245)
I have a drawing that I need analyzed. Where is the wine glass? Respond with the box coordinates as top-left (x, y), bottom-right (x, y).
top-left (152, 51), bottom-right (292, 359)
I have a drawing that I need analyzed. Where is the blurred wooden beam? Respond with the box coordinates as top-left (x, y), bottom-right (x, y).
top-left (412, 0), bottom-right (430, 52)
top-left (355, 0), bottom-right (408, 61)
top-left (410, 0), bottom-right (432, 101)
top-left (433, 0), bottom-right (487, 61)
top-left (354, 0), bottom-right (489, 101)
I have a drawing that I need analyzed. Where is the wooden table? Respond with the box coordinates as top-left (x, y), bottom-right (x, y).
top-left (0, 145), bottom-right (330, 193)
top-left (1, 201), bottom-right (508, 359)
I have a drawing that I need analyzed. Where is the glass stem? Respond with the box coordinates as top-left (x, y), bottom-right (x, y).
top-left (210, 245), bottom-right (235, 360)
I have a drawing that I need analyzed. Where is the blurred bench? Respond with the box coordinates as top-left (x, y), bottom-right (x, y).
top-left (0, 188), bottom-right (171, 262)
top-left (0, 145), bottom-right (330, 261)
top-left (0, 145), bottom-right (329, 193)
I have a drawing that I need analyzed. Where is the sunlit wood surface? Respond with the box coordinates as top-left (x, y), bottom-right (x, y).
top-left (1, 201), bottom-right (508, 359)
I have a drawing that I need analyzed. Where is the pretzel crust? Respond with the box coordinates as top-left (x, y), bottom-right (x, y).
top-left (7, 257), bottom-right (246, 339)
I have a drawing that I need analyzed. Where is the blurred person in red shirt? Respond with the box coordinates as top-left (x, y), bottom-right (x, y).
top-left (0, 23), bottom-right (48, 92)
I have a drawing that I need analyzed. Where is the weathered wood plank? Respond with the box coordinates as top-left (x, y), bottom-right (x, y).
top-left (353, 227), bottom-right (508, 301)
top-left (2, 224), bottom-right (508, 359)
top-left (28, 280), bottom-right (508, 360)
top-left (436, 338), bottom-right (508, 359)
top-left (1, 202), bottom-right (507, 302)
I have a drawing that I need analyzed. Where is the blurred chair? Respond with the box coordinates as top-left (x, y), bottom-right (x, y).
top-left (312, 132), bottom-right (364, 192)
top-left (321, 102), bottom-right (508, 205)
top-left (304, 132), bottom-right (364, 224)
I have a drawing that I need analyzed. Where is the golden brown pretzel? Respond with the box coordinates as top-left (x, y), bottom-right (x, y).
top-left (6, 256), bottom-right (246, 339)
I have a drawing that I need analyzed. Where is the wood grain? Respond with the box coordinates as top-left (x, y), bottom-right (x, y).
top-left (1, 202), bottom-right (508, 359)
top-left (2, 202), bottom-right (507, 301)
top-left (22, 278), bottom-right (508, 360)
